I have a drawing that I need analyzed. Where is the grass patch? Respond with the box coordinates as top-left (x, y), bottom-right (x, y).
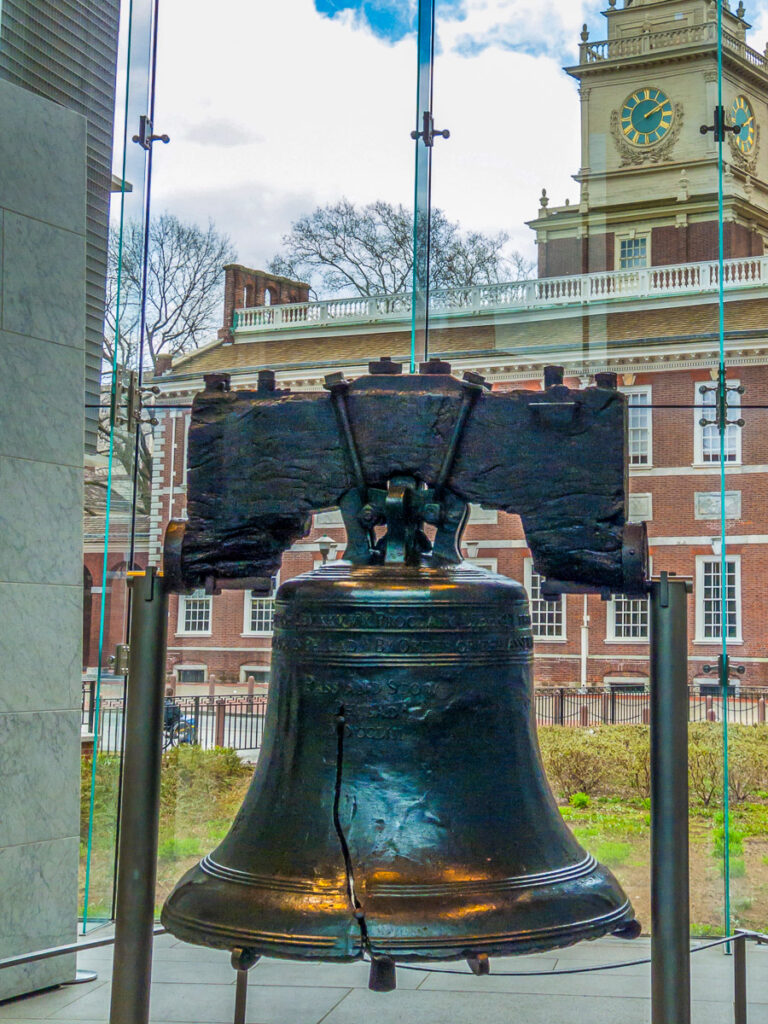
top-left (590, 841), bottom-right (632, 867)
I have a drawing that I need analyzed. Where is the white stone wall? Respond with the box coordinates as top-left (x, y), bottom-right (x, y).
top-left (0, 79), bottom-right (86, 999)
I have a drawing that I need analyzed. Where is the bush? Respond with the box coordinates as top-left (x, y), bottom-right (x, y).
top-left (538, 728), bottom-right (609, 799)
top-left (569, 792), bottom-right (591, 809)
top-left (538, 722), bottom-right (768, 806)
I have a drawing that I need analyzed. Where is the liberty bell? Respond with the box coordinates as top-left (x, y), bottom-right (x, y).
top-left (161, 361), bottom-right (646, 987)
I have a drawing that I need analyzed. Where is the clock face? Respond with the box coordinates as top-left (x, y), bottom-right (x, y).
top-left (730, 95), bottom-right (756, 155)
top-left (620, 87), bottom-right (674, 147)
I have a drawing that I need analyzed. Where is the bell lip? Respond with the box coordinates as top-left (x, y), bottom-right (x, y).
top-left (160, 898), bottom-right (636, 963)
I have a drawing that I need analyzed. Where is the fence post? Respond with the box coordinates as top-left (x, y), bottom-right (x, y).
top-left (247, 674), bottom-right (255, 698)
top-left (601, 690), bottom-right (610, 724)
top-left (215, 699), bottom-right (226, 747)
top-left (733, 932), bottom-right (747, 1024)
top-left (558, 687), bottom-right (565, 726)
top-left (109, 569), bottom-right (169, 1024)
top-left (649, 573), bottom-right (692, 1024)
top-left (579, 703), bottom-right (589, 727)
top-left (759, 697), bottom-right (766, 724)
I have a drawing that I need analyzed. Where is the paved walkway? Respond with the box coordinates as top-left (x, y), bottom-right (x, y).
top-left (0, 931), bottom-right (765, 1023)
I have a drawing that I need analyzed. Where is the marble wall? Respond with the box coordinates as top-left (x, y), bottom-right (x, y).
top-left (0, 79), bottom-right (86, 1000)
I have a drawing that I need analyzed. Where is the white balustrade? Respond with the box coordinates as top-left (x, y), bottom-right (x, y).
top-left (231, 255), bottom-right (768, 336)
top-left (583, 23), bottom-right (762, 65)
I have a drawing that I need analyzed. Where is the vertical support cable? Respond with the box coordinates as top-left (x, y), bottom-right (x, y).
top-left (715, 0), bottom-right (732, 948)
top-left (649, 573), bottom-right (692, 1024)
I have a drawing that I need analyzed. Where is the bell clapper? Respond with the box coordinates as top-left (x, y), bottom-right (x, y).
top-left (230, 948), bottom-right (259, 1024)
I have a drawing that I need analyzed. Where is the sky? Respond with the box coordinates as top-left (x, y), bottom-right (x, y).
top-left (113, 0), bottom-right (768, 286)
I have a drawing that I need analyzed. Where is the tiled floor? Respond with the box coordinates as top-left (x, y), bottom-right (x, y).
top-left (0, 931), bottom-right (765, 1023)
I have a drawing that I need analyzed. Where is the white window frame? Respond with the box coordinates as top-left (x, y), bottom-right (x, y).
top-left (694, 380), bottom-right (742, 466)
top-left (181, 413), bottom-right (191, 487)
top-left (616, 231), bottom-right (650, 270)
top-left (239, 665), bottom-right (270, 685)
top-left (524, 557), bottom-right (566, 642)
top-left (177, 589), bottom-right (212, 635)
top-left (694, 554), bottom-right (742, 644)
top-left (623, 386), bottom-right (652, 468)
top-left (607, 558), bottom-right (652, 643)
top-left (242, 575), bottom-right (279, 636)
top-left (174, 663), bottom-right (208, 683)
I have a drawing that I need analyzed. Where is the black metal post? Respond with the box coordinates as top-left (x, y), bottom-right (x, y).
top-left (649, 573), bottom-right (692, 1024)
top-left (109, 569), bottom-right (169, 1024)
top-left (733, 932), bottom-right (747, 1024)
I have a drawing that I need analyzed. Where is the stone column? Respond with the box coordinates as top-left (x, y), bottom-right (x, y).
top-left (0, 80), bottom-right (86, 999)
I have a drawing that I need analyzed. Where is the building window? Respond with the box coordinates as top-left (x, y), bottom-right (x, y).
top-left (524, 558), bottom-right (566, 641)
top-left (243, 576), bottom-right (278, 635)
top-left (624, 387), bottom-right (652, 466)
top-left (608, 594), bottom-right (649, 641)
top-left (618, 235), bottom-right (648, 269)
top-left (176, 665), bottom-right (207, 684)
top-left (239, 666), bottom-right (270, 686)
top-left (695, 381), bottom-right (741, 465)
top-left (178, 590), bottom-right (212, 634)
top-left (695, 556), bottom-right (741, 643)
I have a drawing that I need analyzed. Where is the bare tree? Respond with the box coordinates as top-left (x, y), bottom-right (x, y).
top-left (104, 213), bottom-right (237, 373)
top-left (268, 199), bottom-right (533, 298)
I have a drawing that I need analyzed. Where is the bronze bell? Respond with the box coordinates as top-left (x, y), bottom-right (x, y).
top-left (162, 555), bottom-right (637, 968)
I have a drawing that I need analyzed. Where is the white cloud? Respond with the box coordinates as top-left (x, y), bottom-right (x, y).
top-left (137, 0), bottom-right (767, 283)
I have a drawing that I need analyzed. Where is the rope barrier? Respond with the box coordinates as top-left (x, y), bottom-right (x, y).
top-left (374, 934), bottom-right (742, 978)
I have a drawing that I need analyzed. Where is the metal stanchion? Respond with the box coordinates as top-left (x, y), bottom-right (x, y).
top-left (649, 573), bottom-right (693, 1024)
top-left (109, 569), bottom-right (169, 1024)
top-left (231, 949), bottom-right (259, 1024)
top-left (733, 932), bottom-right (747, 1024)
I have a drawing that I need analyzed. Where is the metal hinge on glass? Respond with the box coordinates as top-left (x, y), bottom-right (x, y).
top-left (111, 368), bottom-right (160, 428)
top-left (110, 644), bottom-right (130, 676)
top-left (698, 380), bottom-right (745, 432)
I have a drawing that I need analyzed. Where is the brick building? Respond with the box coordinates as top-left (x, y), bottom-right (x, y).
top-left (86, 0), bottom-right (768, 691)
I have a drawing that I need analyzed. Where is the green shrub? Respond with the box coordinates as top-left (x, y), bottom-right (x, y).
top-left (569, 792), bottom-right (591, 809)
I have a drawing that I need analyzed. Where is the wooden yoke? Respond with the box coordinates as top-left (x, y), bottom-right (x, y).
top-left (163, 359), bottom-right (648, 598)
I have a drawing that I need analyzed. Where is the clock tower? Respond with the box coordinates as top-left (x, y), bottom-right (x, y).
top-left (529, 0), bottom-right (768, 278)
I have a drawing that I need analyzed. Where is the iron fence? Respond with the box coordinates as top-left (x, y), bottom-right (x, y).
top-left (81, 685), bottom-right (768, 754)
top-left (82, 691), bottom-right (268, 754)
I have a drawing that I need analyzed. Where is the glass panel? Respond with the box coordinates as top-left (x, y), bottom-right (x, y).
top-left (147, 0), bottom-right (413, 913)
top-left (80, 0), bottom-right (155, 929)
top-left (718, 0), bottom-right (768, 938)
